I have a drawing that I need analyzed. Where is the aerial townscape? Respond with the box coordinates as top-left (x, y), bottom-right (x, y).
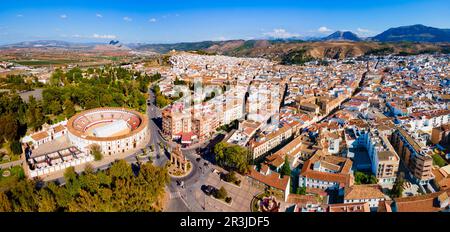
top-left (0, 1), bottom-right (450, 214)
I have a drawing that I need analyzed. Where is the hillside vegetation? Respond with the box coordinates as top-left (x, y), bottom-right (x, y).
top-left (137, 40), bottom-right (450, 63)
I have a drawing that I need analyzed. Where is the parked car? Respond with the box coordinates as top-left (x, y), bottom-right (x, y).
top-left (201, 185), bottom-right (216, 196)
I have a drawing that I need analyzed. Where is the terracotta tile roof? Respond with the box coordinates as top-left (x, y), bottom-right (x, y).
top-left (250, 124), bottom-right (293, 147)
top-left (300, 151), bottom-right (353, 186)
top-left (301, 167), bottom-right (351, 186)
top-left (31, 131), bottom-right (49, 141)
top-left (53, 124), bottom-right (66, 133)
top-left (266, 154), bottom-right (285, 168)
top-left (319, 161), bottom-right (341, 172)
top-left (247, 166), bottom-right (289, 191)
top-left (344, 184), bottom-right (385, 200)
top-left (287, 194), bottom-right (320, 205)
top-left (438, 192), bottom-right (448, 204)
top-left (328, 202), bottom-right (370, 212)
top-left (394, 189), bottom-right (450, 212)
top-left (377, 200), bottom-right (393, 212)
top-left (266, 135), bottom-right (312, 167)
top-left (260, 164), bottom-right (270, 174)
top-left (305, 187), bottom-right (328, 196)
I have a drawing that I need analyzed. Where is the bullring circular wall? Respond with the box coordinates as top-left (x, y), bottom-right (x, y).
top-left (67, 107), bottom-right (149, 156)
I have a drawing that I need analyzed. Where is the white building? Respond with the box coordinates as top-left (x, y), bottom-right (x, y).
top-left (343, 185), bottom-right (386, 210)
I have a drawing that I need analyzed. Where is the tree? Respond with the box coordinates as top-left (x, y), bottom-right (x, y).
top-left (10, 140), bottom-right (23, 155)
top-left (9, 179), bottom-right (39, 212)
top-left (214, 187), bottom-right (227, 199)
top-left (37, 189), bottom-right (57, 212)
top-left (33, 108), bottom-right (45, 130)
top-left (296, 186), bottom-right (307, 195)
top-left (280, 156), bottom-right (291, 177)
top-left (223, 171), bottom-right (237, 182)
top-left (0, 158), bottom-right (169, 212)
top-left (67, 189), bottom-right (107, 212)
top-left (354, 171), bottom-right (378, 185)
top-left (109, 160), bottom-right (134, 180)
top-left (46, 182), bottom-right (72, 210)
top-left (84, 99), bottom-right (99, 110)
top-left (155, 95), bottom-right (170, 108)
top-left (63, 167), bottom-right (82, 200)
top-left (0, 113), bottom-right (19, 142)
top-left (214, 142), bottom-right (250, 174)
top-left (0, 192), bottom-right (12, 212)
top-left (90, 144), bottom-right (103, 161)
top-left (50, 69), bottom-right (64, 86)
top-left (391, 175), bottom-right (405, 198)
top-left (63, 99), bottom-right (76, 118)
top-left (213, 142), bottom-right (225, 159)
top-left (26, 99), bottom-right (45, 131)
top-left (48, 100), bottom-right (62, 115)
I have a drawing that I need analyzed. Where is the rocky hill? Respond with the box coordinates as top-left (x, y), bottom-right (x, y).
top-left (372, 24), bottom-right (450, 42)
top-left (322, 31), bottom-right (362, 42)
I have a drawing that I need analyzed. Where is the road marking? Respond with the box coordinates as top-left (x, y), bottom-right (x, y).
top-left (169, 191), bottom-right (181, 199)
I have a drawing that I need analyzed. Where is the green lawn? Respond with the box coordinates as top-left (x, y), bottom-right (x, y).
top-left (0, 166), bottom-right (25, 191)
top-left (0, 142), bottom-right (21, 164)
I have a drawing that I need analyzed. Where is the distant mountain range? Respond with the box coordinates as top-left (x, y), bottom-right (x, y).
top-left (0, 40), bottom-right (101, 49)
top-left (0, 39), bottom-right (131, 51)
top-left (372, 24), bottom-right (450, 42)
top-left (322, 31), bottom-right (362, 42)
top-left (321, 24), bottom-right (450, 42)
top-left (1, 25), bottom-right (450, 62)
top-left (133, 24), bottom-right (450, 52)
top-left (2, 24), bottom-right (450, 51)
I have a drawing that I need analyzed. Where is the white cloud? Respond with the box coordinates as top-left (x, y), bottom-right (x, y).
top-left (356, 28), bottom-right (376, 36)
top-left (60, 14), bottom-right (67, 19)
top-left (357, 28), bottom-right (370, 33)
top-left (123, 16), bottom-right (132, 22)
top-left (96, 13), bottom-right (103, 18)
top-left (149, 18), bottom-right (157, 23)
top-left (16, 14), bottom-right (23, 17)
top-left (214, 36), bottom-right (227, 41)
top-left (263, 28), bottom-right (299, 38)
top-left (71, 34), bottom-right (117, 39)
top-left (318, 26), bottom-right (332, 34)
top-left (92, 34), bottom-right (117, 39)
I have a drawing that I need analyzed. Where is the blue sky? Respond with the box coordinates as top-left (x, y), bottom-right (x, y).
top-left (0, 0), bottom-right (449, 44)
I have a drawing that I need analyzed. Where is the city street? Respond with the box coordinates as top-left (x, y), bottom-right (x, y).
top-left (145, 85), bottom-right (261, 212)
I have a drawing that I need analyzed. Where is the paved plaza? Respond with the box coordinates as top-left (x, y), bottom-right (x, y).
top-left (169, 169), bottom-right (263, 212)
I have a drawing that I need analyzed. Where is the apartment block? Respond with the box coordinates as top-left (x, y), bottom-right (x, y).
top-left (391, 128), bottom-right (434, 185)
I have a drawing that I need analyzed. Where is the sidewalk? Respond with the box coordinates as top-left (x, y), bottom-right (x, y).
top-left (0, 160), bottom-right (24, 169)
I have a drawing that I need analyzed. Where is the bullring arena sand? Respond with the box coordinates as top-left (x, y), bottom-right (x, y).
top-left (84, 121), bottom-right (132, 137)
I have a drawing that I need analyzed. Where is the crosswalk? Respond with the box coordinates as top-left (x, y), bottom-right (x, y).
top-left (169, 191), bottom-right (181, 199)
